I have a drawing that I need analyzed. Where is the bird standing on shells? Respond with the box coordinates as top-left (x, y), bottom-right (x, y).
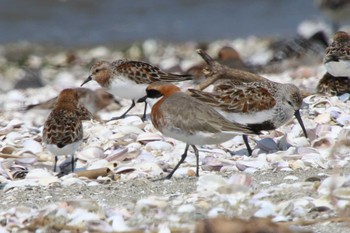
top-left (146, 81), bottom-right (260, 179)
top-left (189, 49), bottom-right (308, 155)
top-left (81, 59), bottom-right (192, 121)
top-left (42, 89), bottom-right (90, 173)
top-left (324, 31), bottom-right (350, 77)
top-left (318, 31), bottom-right (350, 95)
top-left (26, 87), bottom-right (120, 119)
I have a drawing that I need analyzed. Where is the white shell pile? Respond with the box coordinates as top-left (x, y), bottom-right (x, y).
top-left (0, 38), bottom-right (350, 232)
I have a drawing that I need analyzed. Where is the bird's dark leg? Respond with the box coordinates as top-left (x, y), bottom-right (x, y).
top-left (53, 156), bottom-right (58, 172)
top-left (71, 155), bottom-right (75, 172)
top-left (141, 102), bottom-right (148, 122)
top-left (191, 145), bottom-right (200, 177)
top-left (242, 135), bottom-right (253, 156)
top-left (109, 100), bottom-right (135, 121)
top-left (164, 144), bottom-right (190, 179)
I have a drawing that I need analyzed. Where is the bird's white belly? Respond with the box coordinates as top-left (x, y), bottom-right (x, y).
top-left (45, 141), bottom-right (81, 156)
top-left (110, 76), bottom-right (148, 101)
top-left (217, 109), bottom-right (274, 125)
top-left (325, 61), bottom-right (350, 77)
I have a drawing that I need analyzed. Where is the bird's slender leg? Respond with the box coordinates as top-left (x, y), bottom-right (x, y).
top-left (141, 101), bottom-right (148, 122)
top-left (109, 100), bottom-right (135, 121)
top-left (71, 155), bottom-right (75, 172)
top-left (164, 144), bottom-right (190, 180)
top-left (53, 156), bottom-right (58, 172)
top-left (242, 135), bottom-right (253, 156)
top-left (191, 145), bottom-right (200, 177)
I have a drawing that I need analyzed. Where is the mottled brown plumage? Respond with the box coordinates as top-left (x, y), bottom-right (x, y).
top-left (317, 72), bottom-right (350, 95)
top-left (81, 60), bottom-right (192, 121)
top-left (42, 89), bottom-right (88, 173)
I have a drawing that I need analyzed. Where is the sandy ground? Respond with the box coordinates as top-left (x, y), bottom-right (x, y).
top-left (1, 167), bottom-right (350, 233)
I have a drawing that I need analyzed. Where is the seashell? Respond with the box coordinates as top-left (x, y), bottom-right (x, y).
top-left (236, 160), bottom-right (268, 170)
top-left (1, 146), bottom-right (17, 154)
top-left (336, 114), bottom-right (350, 126)
top-left (136, 132), bottom-right (163, 143)
top-left (289, 160), bottom-right (306, 170)
top-left (78, 147), bottom-right (105, 161)
top-left (283, 175), bottom-right (299, 181)
top-left (314, 112), bottom-right (331, 124)
top-left (197, 174), bottom-right (227, 192)
top-left (207, 207), bottom-right (226, 218)
top-left (177, 204), bottom-right (196, 213)
top-left (22, 139), bottom-right (43, 154)
top-left (339, 93), bottom-right (350, 102)
top-left (312, 137), bottom-right (334, 149)
top-left (87, 159), bottom-right (111, 170)
top-left (318, 175), bottom-right (347, 195)
top-left (25, 168), bottom-right (59, 186)
top-left (106, 147), bottom-right (128, 162)
top-left (276, 136), bottom-right (292, 151)
top-left (136, 197), bottom-right (168, 209)
top-left (65, 199), bottom-right (100, 211)
top-left (256, 138), bottom-right (278, 153)
top-left (69, 208), bottom-right (102, 226)
top-left (86, 220), bottom-right (114, 232)
top-left (110, 214), bottom-right (132, 232)
top-left (112, 125), bottom-right (143, 135)
top-left (333, 187), bottom-right (350, 200)
top-left (254, 204), bottom-right (276, 218)
top-left (145, 141), bottom-right (173, 152)
top-left (114, 166), bottom-right (136, 174)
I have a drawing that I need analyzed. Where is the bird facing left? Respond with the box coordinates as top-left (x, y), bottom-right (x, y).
top-left (42, 88), bottom-right (90, 173)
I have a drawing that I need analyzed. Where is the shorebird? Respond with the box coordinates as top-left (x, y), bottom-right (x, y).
top-left (189, 50), bottom-right (308, 155)
top-left (324, 31), bottom-right (350, 77)
top-left (146, 81), bottom-right (260, 179)
top-left (81, 59), bottom-right (192, 121)
top-left (42, 89), bottom-right (89, 172)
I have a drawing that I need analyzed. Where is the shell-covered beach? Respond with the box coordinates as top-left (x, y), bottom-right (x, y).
top-left (1, 35), bottom-right (350, 232)
top-left (2, 1), bottom-right (350, 232)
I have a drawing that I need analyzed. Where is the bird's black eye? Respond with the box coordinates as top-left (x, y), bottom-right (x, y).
top-left (146, 89), bottom-right (163, 98)
top-left (95, 69), bottom-right (100, 73)
top-left (287, 100), bottom-right (293, 106)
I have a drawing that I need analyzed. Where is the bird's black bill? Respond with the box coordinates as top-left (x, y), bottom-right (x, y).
top-left (81, 76), bottom-right (92, 86)
top-left (294, 110), bottom-right (308, 138)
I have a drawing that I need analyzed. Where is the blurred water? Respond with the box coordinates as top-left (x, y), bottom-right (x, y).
top-left (0, 0), bottom-right (322, 46)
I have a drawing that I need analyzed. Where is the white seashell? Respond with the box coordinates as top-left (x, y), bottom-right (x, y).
top-left (136, 132), bottom-right (163, 143)
top-left (318, 175), bottom-right (347, 195)
top-left (197, 174), bottom-right (227, 192)
top-left (86, 220), bottom-right (113, 232)
top-left (78, 147), bottom-right (105, 161)
top-left (115, 166), bottom-right (136, 174)
top-left (61, 176), bottom-right (86, 186)
top-left (284, 175), bottom-right (299, 181)
top-left (69, 208), bottom-right (101, 225)
top-left (25, 168), bottom-right (56, 180)
top-left (136, 197), bottom-right (168, 209)
top-left (336, 114), bottom-right (350, 126)
top-left (314, 112), bottom-right (331, 124)
top-left (87, 46), bottom-right (110, 58)
top-left (113, 125), bottom-right (143, 135)
top-left (254, 206), bottom-right (275, 218)
top-left (110, 214), bottom-right (132, 232)
top-left (333, 187), bottom-right (350, 200)
top-left (4, 179), bottom-right (39, 191)
top-left (145, 141), bottom-right (173, 152)
top-left (177, 204), bottom-right (196, 213)
top-left (87, 159), bottom-right (110, 170)
top-left (339, 93), bottom-right (350, 102)
top-left (22, 139), bottom-right (43, 154)
top-left (312, 137), bottom-right (334, 149)
top-left (106, 147), bottom-right (128, 162)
